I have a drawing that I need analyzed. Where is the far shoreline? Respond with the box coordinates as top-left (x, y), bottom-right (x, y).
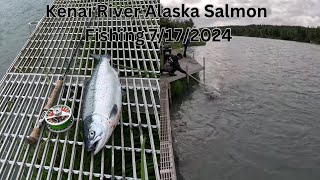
top-left (206, 24), bottom-right (320, 46)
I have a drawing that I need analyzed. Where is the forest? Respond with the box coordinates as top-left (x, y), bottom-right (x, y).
top-left (160, 17), bottom-right (195, 29)
top-left (160, 18), bottom-right (206, 48)
top-left (214, 25), bottom-right (320, 44)
top-left (161, 18), bottom-right (320, 45)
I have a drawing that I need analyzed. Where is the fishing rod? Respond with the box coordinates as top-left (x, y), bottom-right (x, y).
top-left (26, 12), bottom-right (96, 145)
top-left (187, 72), bottom-right (221, 97)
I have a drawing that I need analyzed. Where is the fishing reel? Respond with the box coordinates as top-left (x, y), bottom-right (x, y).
top-left (44, 105), bottom-right (74, 133)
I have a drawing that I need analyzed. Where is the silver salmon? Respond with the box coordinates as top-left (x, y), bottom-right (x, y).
top-left (82, 54), bottom-right (122, 155)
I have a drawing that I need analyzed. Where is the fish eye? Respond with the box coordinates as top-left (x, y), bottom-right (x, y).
top-left (89, 130), bottom-right (95, 138)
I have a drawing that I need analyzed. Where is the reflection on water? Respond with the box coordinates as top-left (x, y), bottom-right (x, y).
top-left (172, 37), bottom-right (320, 180)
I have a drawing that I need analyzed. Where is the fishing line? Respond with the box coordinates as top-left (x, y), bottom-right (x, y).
top-left (187, 73), bottom-right (221, 98)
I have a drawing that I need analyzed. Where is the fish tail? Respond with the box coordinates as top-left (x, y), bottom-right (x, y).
top-left (101, 54), bottom-right (111, 60)
top-left (90, 54), bottom-right (111, 61)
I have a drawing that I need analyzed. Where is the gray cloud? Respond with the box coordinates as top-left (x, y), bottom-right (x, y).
top-left (161, 0), bottom-right (320, 27)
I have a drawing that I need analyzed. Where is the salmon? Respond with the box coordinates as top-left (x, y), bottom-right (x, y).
top-left (82, 54), bottom-right (122, 155)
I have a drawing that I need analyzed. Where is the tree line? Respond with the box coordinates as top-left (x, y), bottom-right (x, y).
top-left (217, 25), bottom-right (320, 44)
top-left (161, 18), bottom-right (320, 45)
top-left (160, 17), bottom-right (195, 29)
top-left (160, 18), bottom-right (206, 48)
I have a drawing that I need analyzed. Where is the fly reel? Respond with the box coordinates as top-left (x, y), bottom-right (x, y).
top-left (44, 105), bottom-right (74, 133)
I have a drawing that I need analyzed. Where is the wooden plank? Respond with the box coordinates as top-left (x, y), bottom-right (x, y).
top-left (159, 80), bottom-right (177, 180)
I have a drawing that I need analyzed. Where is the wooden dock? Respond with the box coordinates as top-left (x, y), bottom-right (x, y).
top-left (161, 53), bottom-right (204, 83)
top-left (159, 50), bottom-right (204, 179)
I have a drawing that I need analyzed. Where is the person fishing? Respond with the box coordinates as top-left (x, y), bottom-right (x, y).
top-left (161, 53), bottom-right (187, 76)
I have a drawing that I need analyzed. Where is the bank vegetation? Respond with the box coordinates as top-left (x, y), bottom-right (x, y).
top-left (218, 25), bottom-right (320, 44)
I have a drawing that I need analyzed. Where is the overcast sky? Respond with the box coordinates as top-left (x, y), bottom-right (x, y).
top-left (161, 0), bottom-right (320, 27)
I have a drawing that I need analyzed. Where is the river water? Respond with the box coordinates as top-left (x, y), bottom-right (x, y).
top-left (0, 0), bottom-right (51, 79)
top-left (172, 37), bottom-right (320, 180)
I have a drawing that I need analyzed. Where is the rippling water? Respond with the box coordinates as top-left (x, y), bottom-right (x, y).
top-left (0, 0), bottom-right (51, 79)
top-left (172, 37), bottom-right (320, 180)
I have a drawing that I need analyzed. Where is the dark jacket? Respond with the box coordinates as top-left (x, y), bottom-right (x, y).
top-left (166, 55), bottom-right (181, 68)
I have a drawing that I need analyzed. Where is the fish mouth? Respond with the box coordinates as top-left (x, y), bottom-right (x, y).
top-left (87, 141), bottom-right (97, 152)
top-left (87, 136), bottom-right (102, 152)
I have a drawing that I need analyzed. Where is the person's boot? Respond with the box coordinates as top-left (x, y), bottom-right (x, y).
top-left (169, 73), bottom-right (177, 76)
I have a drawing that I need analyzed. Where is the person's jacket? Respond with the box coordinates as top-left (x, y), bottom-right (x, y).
top-left (167, 55), bottom-right (181, 68)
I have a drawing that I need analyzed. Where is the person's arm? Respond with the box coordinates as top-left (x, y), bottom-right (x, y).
top-left (177, 66), bottom-right (187, 74)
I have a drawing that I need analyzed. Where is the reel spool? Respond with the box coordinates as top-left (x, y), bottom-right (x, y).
top-left (44, 105), bottom-right (74, 133)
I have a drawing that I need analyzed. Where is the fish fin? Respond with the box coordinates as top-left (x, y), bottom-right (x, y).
top-left (109, 104), bottom-right (118, 119)
top-left (84, 78), bottom-right (90, 85)
top-left (113, 67), bottom-right (119, 76)
top-left (83, 79), bottom-right (90, 91)
top-left (119, 81), bottom-right (125, 96)
top-left (90, 54), bottom-right (111, 60)
top-left (81, 79), bottom-right (90, 113)
top-left (91, 54), bottom-right (111, 60)
top-left (90, 54), bottom-right (101, 60)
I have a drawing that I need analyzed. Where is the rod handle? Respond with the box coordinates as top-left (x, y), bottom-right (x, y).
top-left (26, 127), bottom-right (41, 145)
top-left (26, 79), bottom-right (63, 145)
top-left (44, 80), bottom-right (63, 110)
